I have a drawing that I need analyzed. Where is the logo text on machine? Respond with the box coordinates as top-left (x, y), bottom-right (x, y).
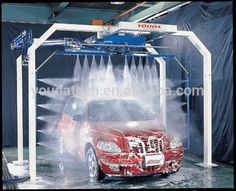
top-left (138, 24), bottom-right (161, 29)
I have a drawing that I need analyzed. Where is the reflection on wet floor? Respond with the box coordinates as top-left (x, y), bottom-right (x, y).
top-left (2, 147), bottom-right (234, 189)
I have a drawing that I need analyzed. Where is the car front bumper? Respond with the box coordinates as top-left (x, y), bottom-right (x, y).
top-left (97, 149), bottom-right (184, 176)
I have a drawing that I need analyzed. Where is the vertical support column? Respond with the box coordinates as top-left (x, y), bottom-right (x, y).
top-left (26, 24), bottom-right (57, 182)
top-left (15, 23), bottom-right (106, 182)
top-left (28, 49), bottom-right (37, 181)
top-left (145, 44), bottom-right (166, 128)
top-left (16, 56), bottom-right (23, 164)
top-left (203, 54), bottom-right (212, 166)
top-left (172, 31), bottom-right (216, 167)
top-left (185, 74), bottom-right (191, 149)
top-left (187, 33), bottom-right (216, 167)
top-left (159, 57), bottom-right (167, 128)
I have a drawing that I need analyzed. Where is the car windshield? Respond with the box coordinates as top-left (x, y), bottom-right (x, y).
top-left (87, 99), bottom-right (156, 122)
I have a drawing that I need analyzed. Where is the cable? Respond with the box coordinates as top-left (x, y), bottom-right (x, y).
top-left (2, 151), bottom-right (30, 185)
top-left (2, 176), bottom-right (30, 184)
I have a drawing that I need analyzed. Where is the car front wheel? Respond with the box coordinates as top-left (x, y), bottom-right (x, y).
top-left (86, 147), bottom-right (105, 181)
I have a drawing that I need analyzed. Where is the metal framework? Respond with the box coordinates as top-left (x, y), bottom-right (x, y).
top-left (14, 21), bottom-right (216, 182)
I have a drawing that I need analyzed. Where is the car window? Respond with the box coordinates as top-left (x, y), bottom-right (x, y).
top-left (64, 97), bottom-right (84, 117)
top-left (87, 99), bottom-right (156, 122)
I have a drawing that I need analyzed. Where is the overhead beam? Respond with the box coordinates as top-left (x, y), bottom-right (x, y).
top-left (145, 2), bottom-right (192, 22)
top-left (136, 3), bottom-right (155, 7)
top-left (48, 2), bottom-right (70, 21)
top-left (127, 2), bottom-right (186, 23)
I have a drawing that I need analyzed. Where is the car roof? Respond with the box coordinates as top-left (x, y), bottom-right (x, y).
top-left (87, 97), bottom-right (138, 102)
top-left (71, 96), bottom-right (138, 102)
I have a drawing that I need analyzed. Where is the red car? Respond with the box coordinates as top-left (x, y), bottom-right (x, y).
top-left (58, 97), bottom-right (184, 180)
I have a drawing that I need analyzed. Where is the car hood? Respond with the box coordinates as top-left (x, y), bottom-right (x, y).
top-left (88, 119), bottom-right (166, 138)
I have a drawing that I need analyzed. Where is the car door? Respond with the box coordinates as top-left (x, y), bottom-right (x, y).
top-left (58, 97), bottom-right (84, 154)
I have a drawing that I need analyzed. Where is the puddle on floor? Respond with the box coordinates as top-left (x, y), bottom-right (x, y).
top-left (3, 147), bottom-right (234, 189)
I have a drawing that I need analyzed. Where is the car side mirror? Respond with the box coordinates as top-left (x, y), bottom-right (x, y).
top-left (73, 114), bottom-right (82, 122)
top-left (153, 112), bottom-right (159, 119)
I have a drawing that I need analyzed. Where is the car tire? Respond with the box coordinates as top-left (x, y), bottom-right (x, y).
top-left (161, 166), bottom-right (181, 177)
top-left (171, 166), bottom-right (180, 174)
top-left (160, 172), bottom-right (170, 177)
top-left (86, 147), bottom-right (105, 181)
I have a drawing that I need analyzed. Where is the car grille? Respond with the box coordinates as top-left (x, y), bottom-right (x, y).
top-left (144, 165), bottom-right (160, 172)
top-left (126, 136), bottom-right (163, 154)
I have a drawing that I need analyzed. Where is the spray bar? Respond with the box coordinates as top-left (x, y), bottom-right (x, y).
top-left (55, 50), bottom-right (112, 56)
top-left (55, 50), bottom-right (175, 58)
top-left (38, 39), bottom-right (170, 49)
top-left (75, 43), bottom-right (169, 49)
top-left (125, 53), bottom-right (175, 58)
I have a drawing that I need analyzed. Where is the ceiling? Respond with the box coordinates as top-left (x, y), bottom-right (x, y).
top-left (68, 2), bottom-right (139, 11)
top-left (43, 2), bottom-right (158, 24)
top-left (43, 2), bottom-right (158, 14)
top-left (3, 2), bottom-right (189, 24)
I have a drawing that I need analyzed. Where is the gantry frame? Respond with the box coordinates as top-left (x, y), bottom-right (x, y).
top-left (14, 21), bottom-right (215, 181)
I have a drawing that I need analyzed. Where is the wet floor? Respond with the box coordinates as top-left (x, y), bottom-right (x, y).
top-left (3, 146), bottom-right (234, 189)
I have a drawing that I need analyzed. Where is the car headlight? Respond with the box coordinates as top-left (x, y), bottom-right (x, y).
top-left (170, 137), bottom-right (182, 150)
top-left (97, 141), bottom-right (121, 153)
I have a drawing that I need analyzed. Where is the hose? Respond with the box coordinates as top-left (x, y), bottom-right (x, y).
top-left (2, 176), bottom-right (30, 184)
top-left (2, 151), bottom-right (29, 187)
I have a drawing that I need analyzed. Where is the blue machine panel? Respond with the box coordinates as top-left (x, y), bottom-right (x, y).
top-left (10, 29), bottom-right (32, 62)
top-left (98, 35), bottom-right (145, 46)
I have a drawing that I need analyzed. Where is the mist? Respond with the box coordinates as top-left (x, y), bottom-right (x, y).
top-left (36, 54), bottom-right (187, 174)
